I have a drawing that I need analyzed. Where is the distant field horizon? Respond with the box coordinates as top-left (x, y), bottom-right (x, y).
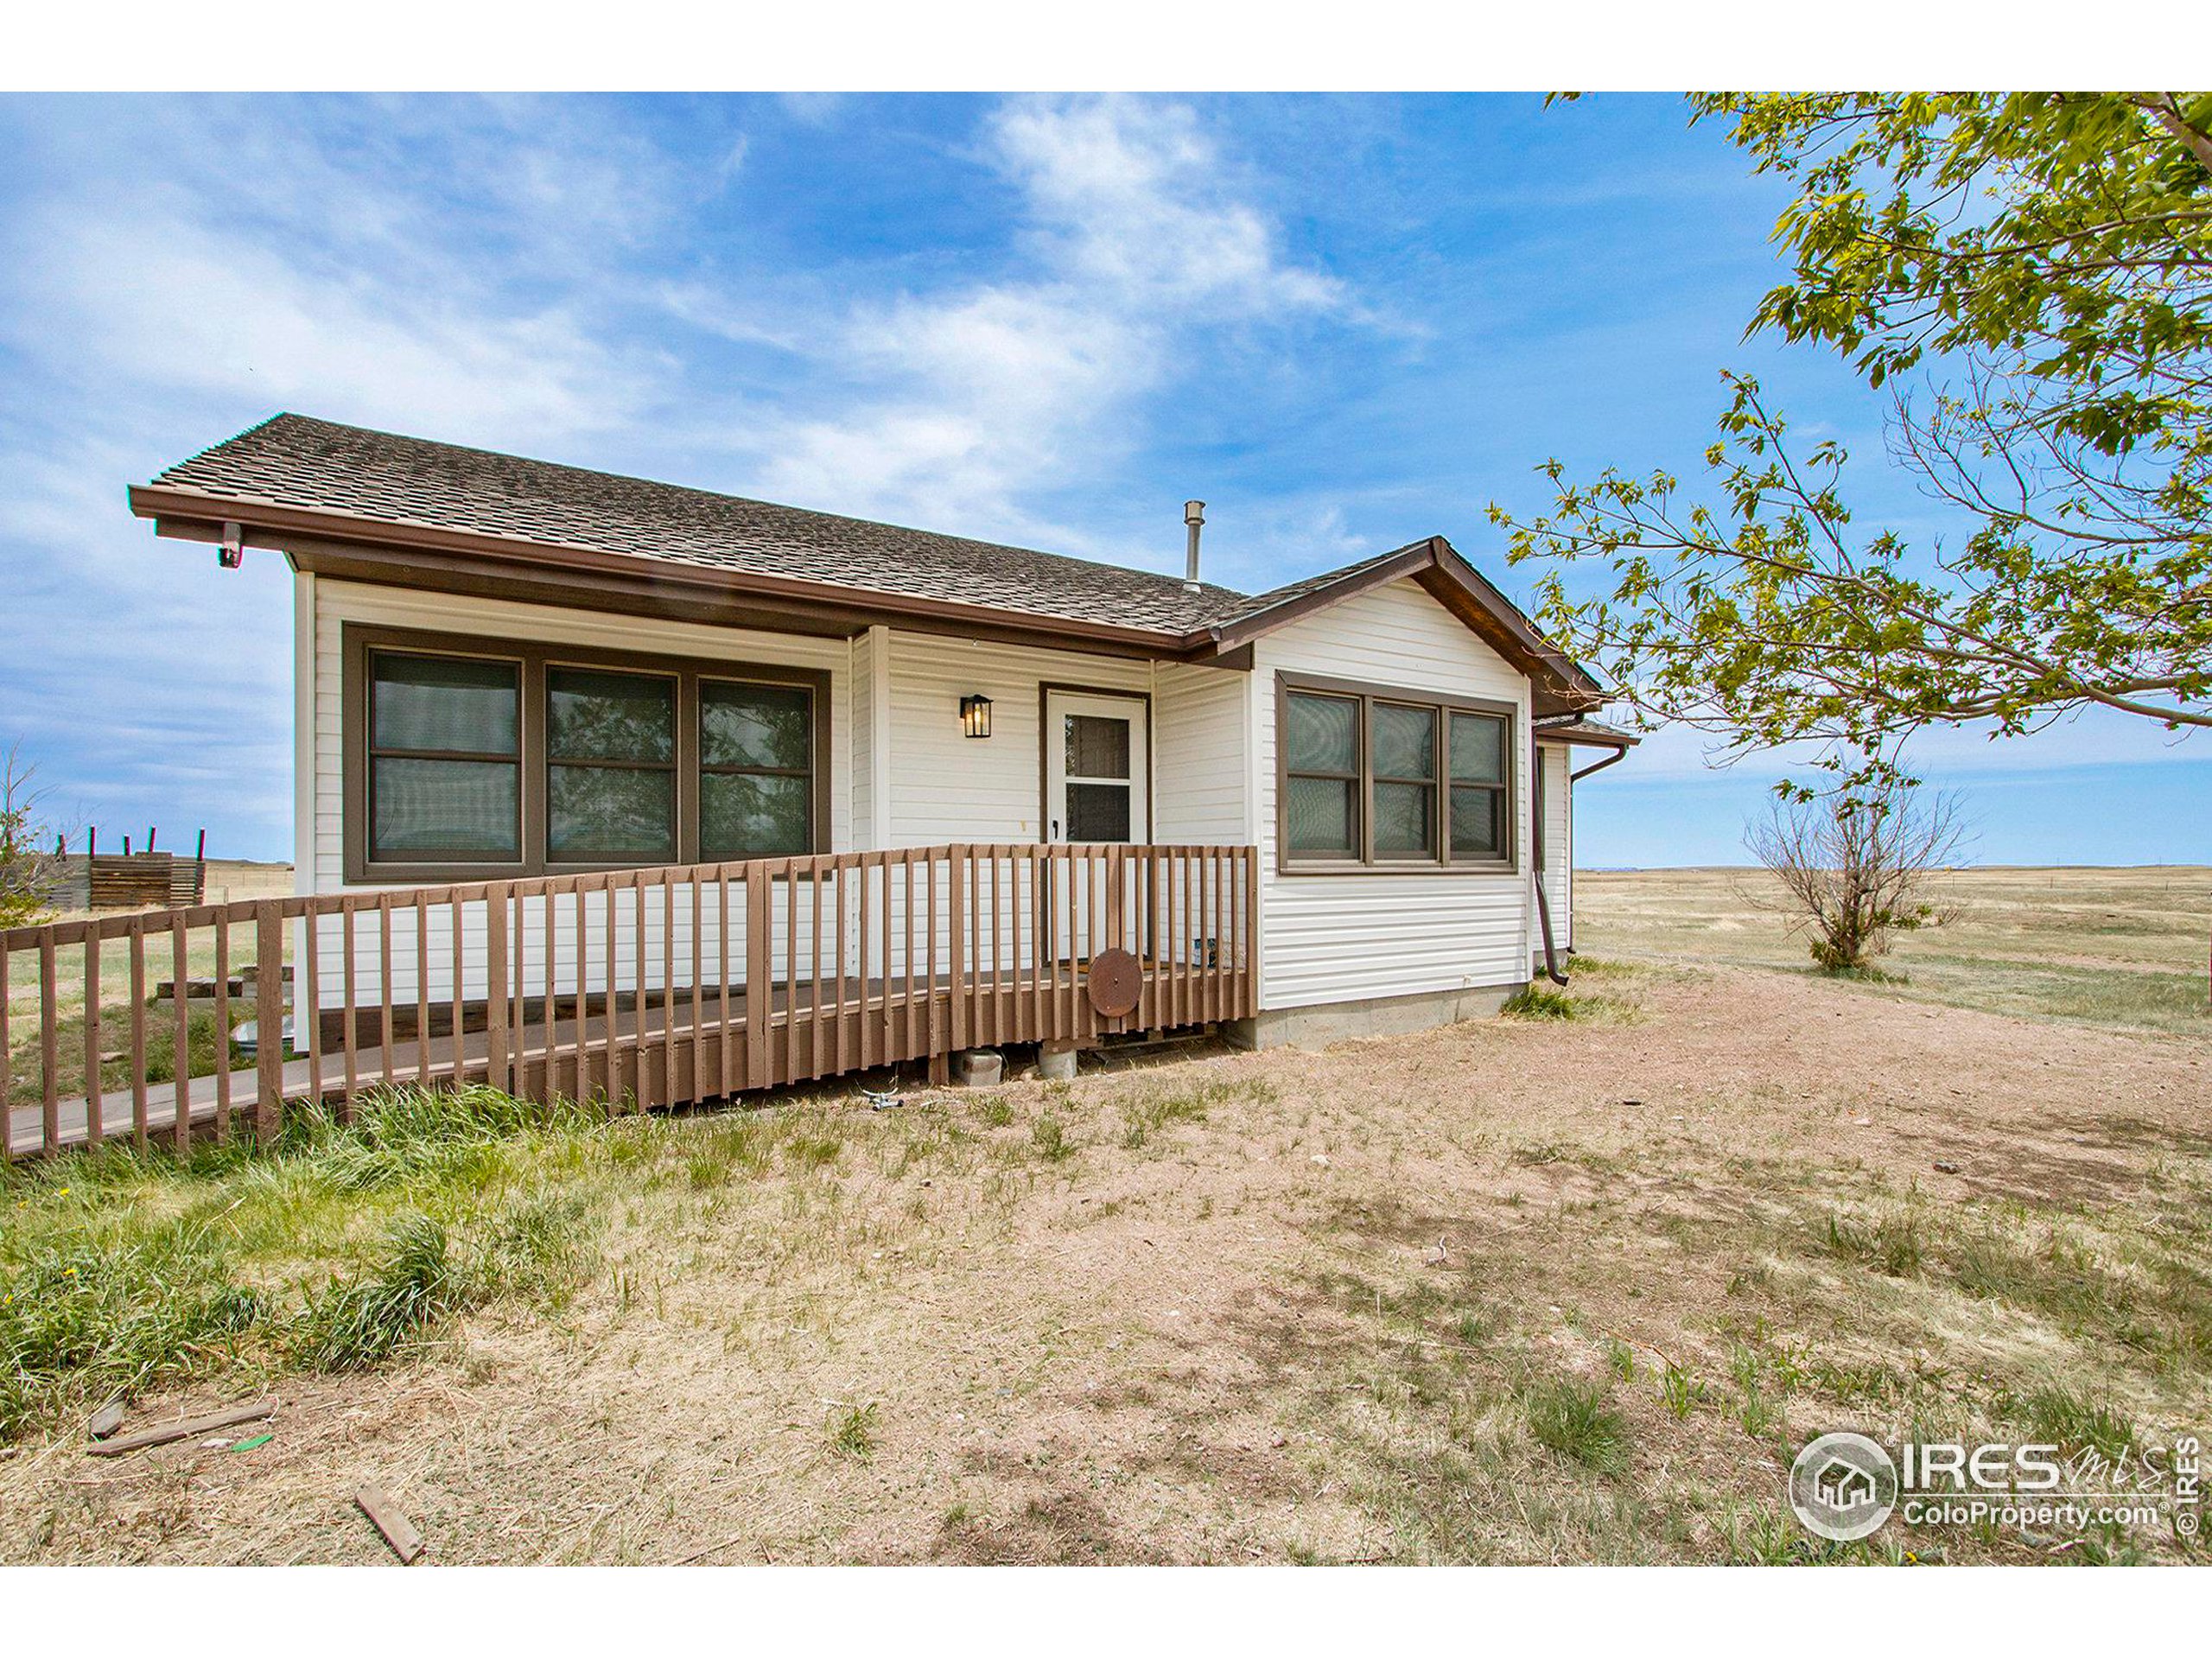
top-left (1584, 861), bottom-right (2212, 873)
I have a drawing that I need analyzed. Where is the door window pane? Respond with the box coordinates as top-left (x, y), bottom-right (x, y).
top-left (371, 654), bottom-right (518, 754)
top-left (702, 772), bottom-right (810, 857)
top-left (1066, 781), bottom-right (1132, 842)
top-left (1286, 777), bottom-right (1356, 856)
top-left (1065, 715), bottom-right (1131, 779)
top-left (1450, 712), bottom-right (1505, 783)
top-left (549, 667), bottom-right (674, 762)
top-left (1286, 693), bottom-right (1356, 773)
top-left (702, 682), bottom-right (810, 770)
top-left (549, 766), bottom-right (675, 861)
top-left (372, 758), bottom-right (518, 857)
top-left (1371, 704), bottom-right (1436, 780)
top-left (1374, 780), bottom-right (1435, 856)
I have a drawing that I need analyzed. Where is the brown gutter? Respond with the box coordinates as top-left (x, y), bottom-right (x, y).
top-left (1570, 747), bottom-right (1630, 783)
top-left (130, 482), bottom-right (1216, 662)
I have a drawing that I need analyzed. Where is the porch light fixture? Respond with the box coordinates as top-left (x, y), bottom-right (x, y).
top-left (960, 694), bottom-right (993, 739)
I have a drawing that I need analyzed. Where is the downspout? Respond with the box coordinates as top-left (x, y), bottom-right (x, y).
top-left (1535, 875), bottom-right (1568, 987)
top-left (1534, 744), bottom-right (1630, 981)
top-left (1533, 746), bottom-right (1566, 987)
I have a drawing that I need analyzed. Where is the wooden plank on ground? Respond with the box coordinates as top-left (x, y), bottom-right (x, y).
top-left (86, 1398), bottom-right (275, 1458)
top-left (354, 1484), bottom-right (425, 1564)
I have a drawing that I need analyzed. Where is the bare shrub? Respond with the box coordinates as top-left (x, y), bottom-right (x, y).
top-left (1745, 782), bottom-right (1966, 973)
top-left (0, 745), bottom-right (64, 928)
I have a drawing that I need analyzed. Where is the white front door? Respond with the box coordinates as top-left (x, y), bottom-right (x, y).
top-left (1044, 690), bottom-right (1148, 843)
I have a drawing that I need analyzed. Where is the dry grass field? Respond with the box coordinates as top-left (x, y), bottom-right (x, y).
top-left (1, 867), bottom-right (2206, 1565)
top-left (1578, 865), bottom-right (2212, 1036)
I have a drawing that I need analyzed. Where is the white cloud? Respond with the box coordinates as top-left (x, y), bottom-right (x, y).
top-left (20, 213), bottom-right (656, 447)
top-left (704, 94), bottom-right (1353, 551)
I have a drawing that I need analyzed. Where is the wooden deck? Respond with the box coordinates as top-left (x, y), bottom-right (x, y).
top-left (3, 844), bottom-right (1257, 1159)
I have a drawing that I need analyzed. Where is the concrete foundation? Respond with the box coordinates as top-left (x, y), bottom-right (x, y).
top-left (1227, 982), bottom-right (1522, 1051)
top-left (957, 1049), bottom-right (1004, 1088)
top-left (1037, 1039), bottom-right (1078, 1081)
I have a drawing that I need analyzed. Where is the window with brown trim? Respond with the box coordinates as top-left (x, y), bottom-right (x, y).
top-left (366, 652), bottom-right (523, 863)
top-left (1276, 674), bottom-right (1516, 872)
top-left (1282, 690), bottom-right (1361, 860)
top-left (699, 679), bottom-right (814, 858)
top-left (547, 666), bottom-right (677, 861)
top-left (344, 626), bottom-right (829, 881)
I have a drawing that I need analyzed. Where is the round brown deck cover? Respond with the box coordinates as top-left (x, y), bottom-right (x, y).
top-left (1086, 948), bottom-right (1141, 1018)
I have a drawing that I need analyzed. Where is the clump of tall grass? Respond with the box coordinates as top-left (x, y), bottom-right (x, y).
top-left (0, 1084), bottom-right (608, 1440)
top-left (0, 1229), bottom-right (267, 1439)
top-left (1502, 986), bottom-right (1580, 1021)
top-left (1524, 1377), bottom-right (1630, 1473)
top-left (292, 1214), bottom-right (461, 1370)
top-left (1822, 1211), bottom-right (1923, 1278)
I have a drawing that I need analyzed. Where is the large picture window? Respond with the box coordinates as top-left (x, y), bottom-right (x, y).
top-left (1277, 675), bottom-right (1516, 872)
top-left (346, 628), bottom-right (827, 880)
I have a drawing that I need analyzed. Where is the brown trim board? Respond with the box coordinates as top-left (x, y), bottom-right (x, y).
top-left (1271, 669), bottom-right (1522, 877)
top-left (1036, 682), bottom-right (1155, 843)
top-left (340, 621), bottom-right (832, 884)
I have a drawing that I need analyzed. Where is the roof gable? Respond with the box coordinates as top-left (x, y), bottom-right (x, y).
top-left (1194, 536), bottom-right (1602, 715)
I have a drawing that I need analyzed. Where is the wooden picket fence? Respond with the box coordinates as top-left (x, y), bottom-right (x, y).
top-left (2, 842), bottom-right (1257, 1159)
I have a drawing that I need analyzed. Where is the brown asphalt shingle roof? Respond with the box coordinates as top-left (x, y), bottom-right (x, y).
top-left (153, 414), bottom-right (1265, 635)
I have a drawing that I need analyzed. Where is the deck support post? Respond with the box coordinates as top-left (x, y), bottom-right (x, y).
top-left (255, 907), bottom-right (284, 1141)
top-left (949, 847), bottom-right (967, 1054)
top-left (745, 862), bottom-right (772, 1090)
top-left (486, 887), bottom-right (510, 1094)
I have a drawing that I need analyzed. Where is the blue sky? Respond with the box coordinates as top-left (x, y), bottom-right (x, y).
top-left (1, 92), bottom-right (2203, 867)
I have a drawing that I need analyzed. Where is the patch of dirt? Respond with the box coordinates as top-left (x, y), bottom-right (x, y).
top-left (5, 959), bottom-right (2208, 1563)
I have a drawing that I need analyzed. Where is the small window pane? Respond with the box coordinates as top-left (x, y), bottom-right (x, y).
top-left (549, 765), bottom-right (674, 861)
top-left (372, 654), bottom-right (518, 754)
top-left (1374, 780), bottom-right (1435, 856)
top-left (1450, 712), bottom-right (1505, 784)
top-left (1287, 776), bottom-right (1356, 856)
top-left (1066, 781), bottom-right (1132, 842)
top-left (1286, 694), bottom-right (1356, 774)
top-left (371, 758), bottom-right (518, 857)
top-left (702, 772), bottom-right (810, 858)
top-left (1452, 785), bottom-right (1503, 857)
top-left (549, 667), bottom-right (674, 763)
top-left (1372, 704), bottom-right (1436, 780)
top-left (702, 682), bottom-right (810, 771)
top-left (1065, 715), bottom-right (1131, 780)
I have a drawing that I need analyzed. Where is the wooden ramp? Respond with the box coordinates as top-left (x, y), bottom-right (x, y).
top-left (5, 843), bottom-right (1257, 1159)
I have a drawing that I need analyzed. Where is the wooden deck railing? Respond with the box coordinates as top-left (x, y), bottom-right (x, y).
top-left (3, 842), bottom-right (1257, 1159)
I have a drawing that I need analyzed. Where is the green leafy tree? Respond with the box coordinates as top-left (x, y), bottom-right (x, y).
top-left (1493, 93), bottom-right (2212, 790)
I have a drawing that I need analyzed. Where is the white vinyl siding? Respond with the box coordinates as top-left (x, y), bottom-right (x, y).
top-left (881, 632), bottom-right (1150, 846)
top-left (1536, 738), bottom-right (1573, 957)
top-left (1254, 578), bottom-right (1534, 1010)
top-left (1154, 661), bottom-right (1249, 845)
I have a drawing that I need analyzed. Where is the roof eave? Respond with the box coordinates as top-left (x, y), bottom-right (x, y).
top-left (130, 482), bottom-right (1224, 663)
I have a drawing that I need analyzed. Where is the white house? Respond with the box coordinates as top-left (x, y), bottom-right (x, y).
top-left (109, 413), bottom-right (1631, 1121)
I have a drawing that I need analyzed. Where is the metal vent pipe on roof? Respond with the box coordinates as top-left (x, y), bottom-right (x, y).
top-left (1183, 500), bottom-right (1205, 591)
